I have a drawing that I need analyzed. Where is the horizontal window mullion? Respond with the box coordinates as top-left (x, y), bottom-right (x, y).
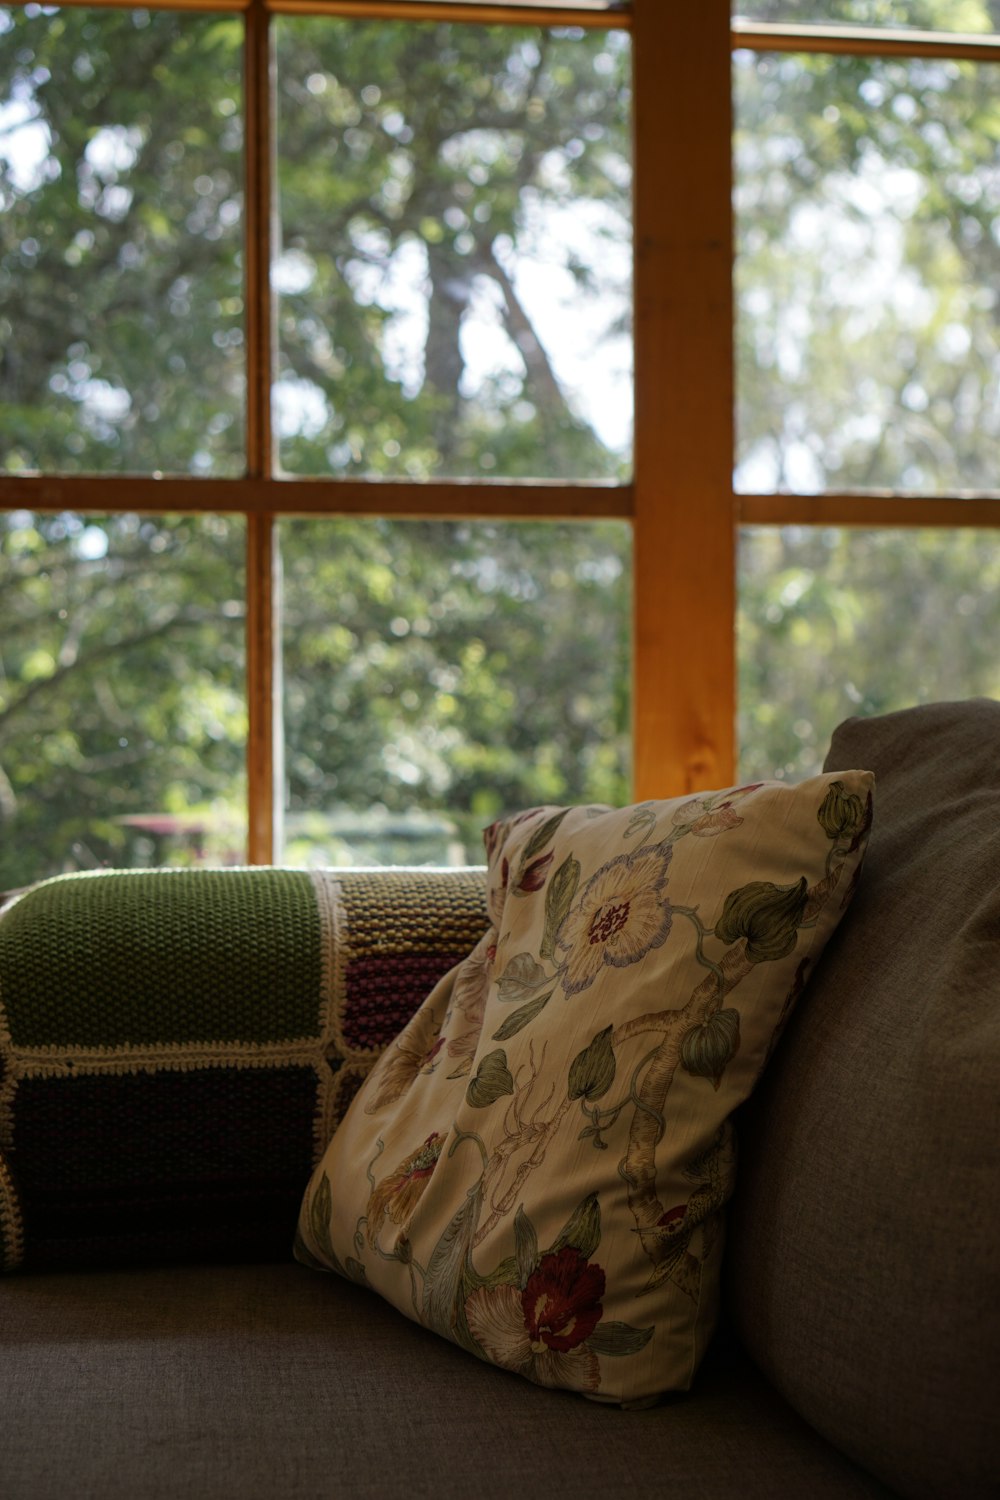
top-left (739, 494), bottom-right (1000, 529)
top-left (265, 0), bottom-right (628, 24)
top-left (732, 20), bottom-right (1000, 63)
top-left (0, 475), bottom-right (634, 520)
top-left (0, 0), bottom-right (251, 12)
top-left (14, 481), bottom-right (1000, 527)
top-left (0, 0), bottom-right (628, 21)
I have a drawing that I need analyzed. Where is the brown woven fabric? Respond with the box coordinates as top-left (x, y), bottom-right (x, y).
top-left (727, 700), bottom-right (1000, 1500)
top-left (0, 1262), bottom-right (893, 1500)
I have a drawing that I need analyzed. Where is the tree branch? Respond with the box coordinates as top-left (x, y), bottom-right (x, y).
top-left (0, 607), bottom-right (227, 734)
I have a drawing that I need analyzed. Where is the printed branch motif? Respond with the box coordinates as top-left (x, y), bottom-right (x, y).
top-left (472, 1044), bottom-right (573, 1250)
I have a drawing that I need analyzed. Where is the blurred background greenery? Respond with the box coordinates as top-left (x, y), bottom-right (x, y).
top-left (2, 2), bottom-right (999, 885)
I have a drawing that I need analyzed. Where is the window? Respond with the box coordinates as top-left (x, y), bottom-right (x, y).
top-left (0, 510), bottom-right (248, 887)
top-left (733, 3), bottom-right (1000, 777)
top-left (2, 2), bottom-right (998, 887)
top-left (0, 0), bottom-right (644, 885)
top-left (278, 516), bottom-right (630, 865)
top-left (272, 14), bottom-right (633, 482)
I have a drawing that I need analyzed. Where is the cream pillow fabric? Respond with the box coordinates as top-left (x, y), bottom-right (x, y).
top-left (297, 773), bottom-right (874, 1405)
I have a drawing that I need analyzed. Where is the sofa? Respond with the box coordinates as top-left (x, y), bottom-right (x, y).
top-left (0, 699), bottom-right (996, 1500)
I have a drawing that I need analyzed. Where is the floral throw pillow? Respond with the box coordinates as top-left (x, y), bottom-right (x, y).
top-left (296, 773), bottom-right (874, 1405)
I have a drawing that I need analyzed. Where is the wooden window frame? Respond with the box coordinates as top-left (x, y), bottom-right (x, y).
top-left (2, 0), bottom-right (997, 864)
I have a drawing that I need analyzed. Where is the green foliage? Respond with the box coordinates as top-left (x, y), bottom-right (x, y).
top-left (0, 511), bottom-right (246, 888)
top-left (0, 11), bottom-right (632, 884)
top-left (2, 8), bottom-right (999, 882)
top-left (0, 8), bottom-right (245, 474)
top-left (277, 516), bottom-right (629, 864)
top-left (279, 517), bottom-right (631, 864)
top-left (733, 5), bottom-right (1000, 778)
top-left (735, 36), bottom-right (1000, 493)
top-left (0, 509), bottom-right (630, 884)
top-left (272, 17), bottom-right (631, 479)
top-left (739, 526), bottom-right (1000, 780)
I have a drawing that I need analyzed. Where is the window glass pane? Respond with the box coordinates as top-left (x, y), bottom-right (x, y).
top-left (735, 48), bottom-right (1000, 494)
top-left (0, 7), bottom-right (245, 476)
top-left (738, 525), bottom-right (1000, 781)
top-left (274, 19), bottom-right (632, 481)
top-left (278, 519), bottom-right (631, 866)
top-left (0, 511), bottom-right (247, 891)
top-left (733, 2), bottom-right (1000, 30)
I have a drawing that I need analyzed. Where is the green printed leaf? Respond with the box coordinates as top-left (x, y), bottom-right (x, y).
top-left (423, 1186), bottom-right (482, 1349)
top-left (568, 1023), bottom-right (616, 1102)
top-left (521, 807), bottom-right (570, 863)
top-left (681, 1008), bottom-right (741, 1087)
top-left (307, 1171), bottom-right (344, 1273)
top-left (513, 1205), bottom-right (539, 1289)
top-left (344, 1256), bottom-right (369, 1286)
top-left (310, 1170), bottom-right (332, 1241)
top-left (551, 1191), bottom-right (601, 1261)
top-left (644, 1249), bottom-right (701, 1301)
top-left (292, 1227), bottom-right (331, 1274)
top-left (496, 951), bottom-right (549, 1002)
top-left (715, 877), bottom-right (808, 962)
top-left (491, 990), bottom-right (553, 1041)
top-left (817, 780), bottom-right (867, 840)
top-left (540, 852), bottom-right (580, 960)
top-left (585, 1321), bottom-right (655, 1357)
top-left (466, 1048), bottom-right (515, 1108)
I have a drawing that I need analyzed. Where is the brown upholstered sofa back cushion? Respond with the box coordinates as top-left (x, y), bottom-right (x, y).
top-left (727, 699), bottom-right (1000, 1500)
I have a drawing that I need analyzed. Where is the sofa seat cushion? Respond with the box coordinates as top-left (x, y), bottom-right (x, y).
top-left (727, 700), bottom-right (1000, 1500)
top-left (0, 1261), bottom-right (895, 1500)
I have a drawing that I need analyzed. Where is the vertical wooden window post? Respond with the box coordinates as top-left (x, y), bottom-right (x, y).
top-left (245, 0), bottom-right (277, 864)
top-left (632, 0), bottom-right (735, 798)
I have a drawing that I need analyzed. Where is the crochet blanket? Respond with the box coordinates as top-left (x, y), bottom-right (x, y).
top-left (0, 867), bottom-right (488, 1273)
